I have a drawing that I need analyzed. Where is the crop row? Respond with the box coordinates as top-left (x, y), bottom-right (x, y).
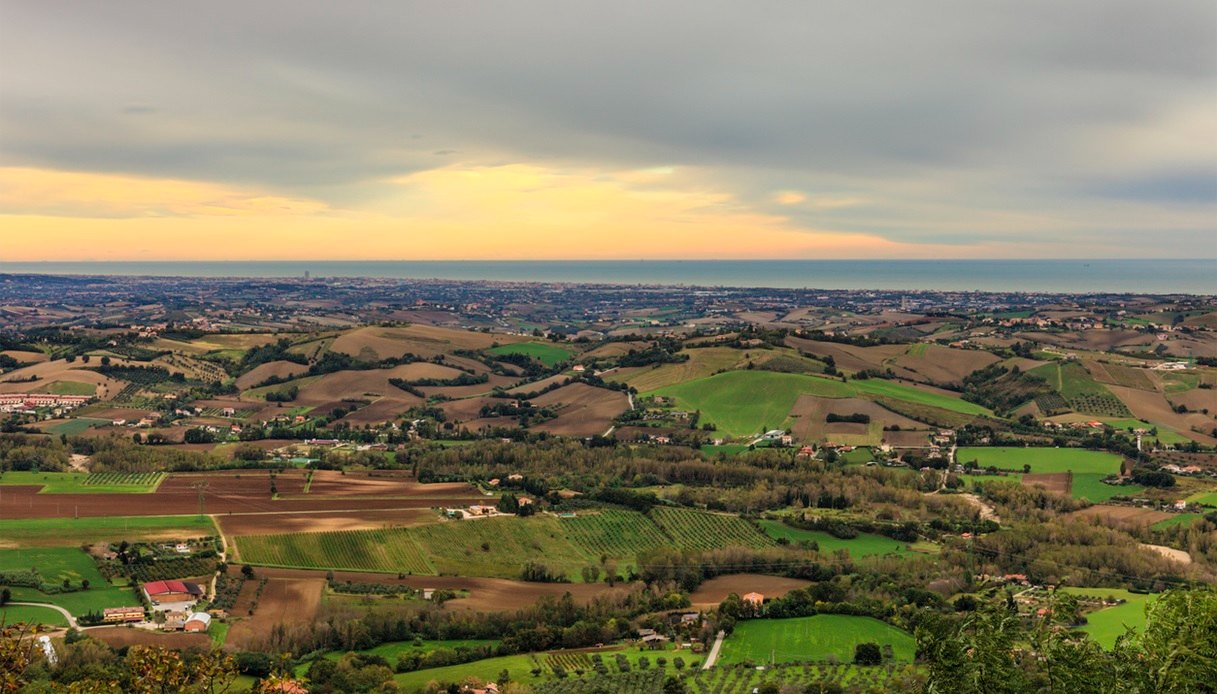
top-left (687, 662), bottom-right (919, 694)
top-left (559, 510), bottom-right (670, 559)
top-left (236, 529), bottom-right (434, 575)
top-left (82, 472), bottom-right (163, 487)
top-left (534, 670), bottom-right (666, 694)
top-left (545, 652), bottom-right (593, 675)
top-left (651, 507), bottom-right (775, 551)
top-left (236, 508), bottom-right (779, 578)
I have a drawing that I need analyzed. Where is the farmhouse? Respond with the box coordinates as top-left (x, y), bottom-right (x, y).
top-left (184, 612), bottom-right (212, 632)
top-left (742, 592), bottom-right (764, 607)
top-left (143, 579), bottom-right (203, 606)
top-left (641, 632), bottom-right (670, 649)
top-left (102, 606), bottom-right (144, 623)
top-left (162, 610), bottom-right (188, 631)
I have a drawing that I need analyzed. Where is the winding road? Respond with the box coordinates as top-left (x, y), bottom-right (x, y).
top-left (8, 601), bottom-right (77, 629)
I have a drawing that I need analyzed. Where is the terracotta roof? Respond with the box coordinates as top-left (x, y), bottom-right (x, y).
top-left (144, 580), bottom-right (202, 596)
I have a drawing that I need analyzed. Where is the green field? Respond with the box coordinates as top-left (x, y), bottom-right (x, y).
top-left (243, 375), bottom-right (323, 400)
top-left (650, 507), bottom-right (774, 551)
top-left (700, 444), bottom-right (752, 457)
top-left (393, 646), bottom-right (686, 693)
top-left (43, 418), bottom-right (109, 436)
top-left (559, 510), bottom-right (670, 561)
top-left (718, 615), bottom-right (915, 665)
top-left (394, 652), bottom-right (545, 691)
top-left (685, 662), bottom-right (920, 693)
top-left (961, 473), bottom-right (1023, 490)
top-left (1031, 362), bottom-right (1105, 398)
top-left (0, 603), bottom-right (70, 627)
top-left (321, 639), bottom-right (501, 664)
top-left (756, 521), bottom-right (913, 558)
top-left (0, 514), bottom-right (215, 547)
top-left (1062, 588), bottom-right (1157, 649)
top-left (0, 471), bottom-right (165, 494)
top-left (487, 342), bottom-right (573, 367)
top-left (0, 547), bottom-right (141, 616)
top-left (840, 447), bottom-right (874, 464)
top-left (1100, 419), bottom-right (1191, 445)
top-left (411, 515), bottom-right (589, 579)
top-left (235, 528), bottom-right (434, 575)
top-left (650, 371), bottom-right (853, 436)
top-left (1151, 513), bottom-right (1201, 530)
top-left (1070, 473), bottom-right (1143, 503)
top-left (1031, 362), bottom-right (1131, 416)
top-left (847, 379), bottom-right (992, 416)
top-left (1185, 491), bottom-right (1217, 507)
top-left (237, 507), bottom-right (788, 579)
top-left (34, 380), bottom-right (96, 396)
top-left (956, 447), bottom-right (1123, 475)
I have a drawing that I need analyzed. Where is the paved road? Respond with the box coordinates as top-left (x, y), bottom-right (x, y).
top-left (702, 630), bottom-right (725, 669)
top-left (8, 602), bottom-right (78, 629)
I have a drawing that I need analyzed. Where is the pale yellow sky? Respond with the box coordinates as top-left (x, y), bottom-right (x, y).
top-left (0, 164), bottom-right (945, 261)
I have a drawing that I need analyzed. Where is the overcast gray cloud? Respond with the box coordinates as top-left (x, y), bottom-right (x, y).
top-left (2, 0), bottom-right (1214, 255)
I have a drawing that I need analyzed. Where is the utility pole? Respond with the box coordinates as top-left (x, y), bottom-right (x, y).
top-left (192, 480), bottom-right (209, 517)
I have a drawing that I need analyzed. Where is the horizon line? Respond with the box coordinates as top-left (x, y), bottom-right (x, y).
top-left (1, 257), bottom-right (1211, 264)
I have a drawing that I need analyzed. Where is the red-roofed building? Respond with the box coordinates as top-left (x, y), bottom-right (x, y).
top-left (143, 580), bottom-right (203, 605)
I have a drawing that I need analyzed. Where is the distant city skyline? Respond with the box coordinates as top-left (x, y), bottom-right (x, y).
top-left (1, 2), bottom-right (1214, 261)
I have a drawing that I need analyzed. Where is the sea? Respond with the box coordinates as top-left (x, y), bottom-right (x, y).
top-left (0, 259), bottom-right (1213, 294)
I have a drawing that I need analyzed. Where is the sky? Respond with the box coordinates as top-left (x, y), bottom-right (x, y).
top-left (1, 1), bottom-right (1215, 261)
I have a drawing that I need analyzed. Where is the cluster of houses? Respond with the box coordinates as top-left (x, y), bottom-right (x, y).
top-left (1160, 463), bottom-right (1206, 476)
top-left (143, 580), bottom-right (213, 633)
top-left (110, 414), bottom-right (163, 428)
top-left (97, 578), bottom-right (214, 633)
top-left (0, 393), bottom-right (91, 415)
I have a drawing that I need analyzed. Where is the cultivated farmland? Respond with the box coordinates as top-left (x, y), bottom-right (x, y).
top-left (234, 528), bottom-right (434, 575)
top-left (650, 507), bottom-right (774, 551)
top-left (0, 514), bottom-right (216, 548)
top-left (411, 515), bottom-right (589, 579)
top-left (650, 371), bottom-right (853, 437)
top-left (487, 342), bottom-right (573, 366)
top-left (756, 520), bottom-right (915, 558)
top-left (558, 510), bottom-right (670, 560)
top-left (0, 471), bottom-right (164, 494)
top-left (955, 447), bottom-right (1123, 475)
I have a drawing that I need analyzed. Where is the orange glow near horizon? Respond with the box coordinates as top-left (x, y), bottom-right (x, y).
top-left (0, 164), bottom-right (949, 261)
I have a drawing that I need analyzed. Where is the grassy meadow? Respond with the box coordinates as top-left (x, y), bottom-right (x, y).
top-left (0, 514), bottom-right (216, 548)
top-left (650, 371), bottom-right (853, 436)
top-left (718, 615), bottom-right (915, 665)
top-left (756, 520), bottom-right (915, 558)
top-left (955, 447), bottom-right (1123, 475)
top-left (487, 342), bottom-right (573, 367)
top-left (0, 547), bottom-right (140, 616)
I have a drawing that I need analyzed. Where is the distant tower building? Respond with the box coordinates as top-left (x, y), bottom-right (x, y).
top-left (304, 270), bottom-right (310, 280)
top-left (901, 295), bottom-right (911, 311)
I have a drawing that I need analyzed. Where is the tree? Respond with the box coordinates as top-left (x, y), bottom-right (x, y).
top-left (917, 588), bottom-right (1217, 693)
top-left (241, 565), bottom-right (255, 579)
top-left (0, 587), bottom-right (9, 606)
top-left (853, 642), bottom-right (882, 665)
